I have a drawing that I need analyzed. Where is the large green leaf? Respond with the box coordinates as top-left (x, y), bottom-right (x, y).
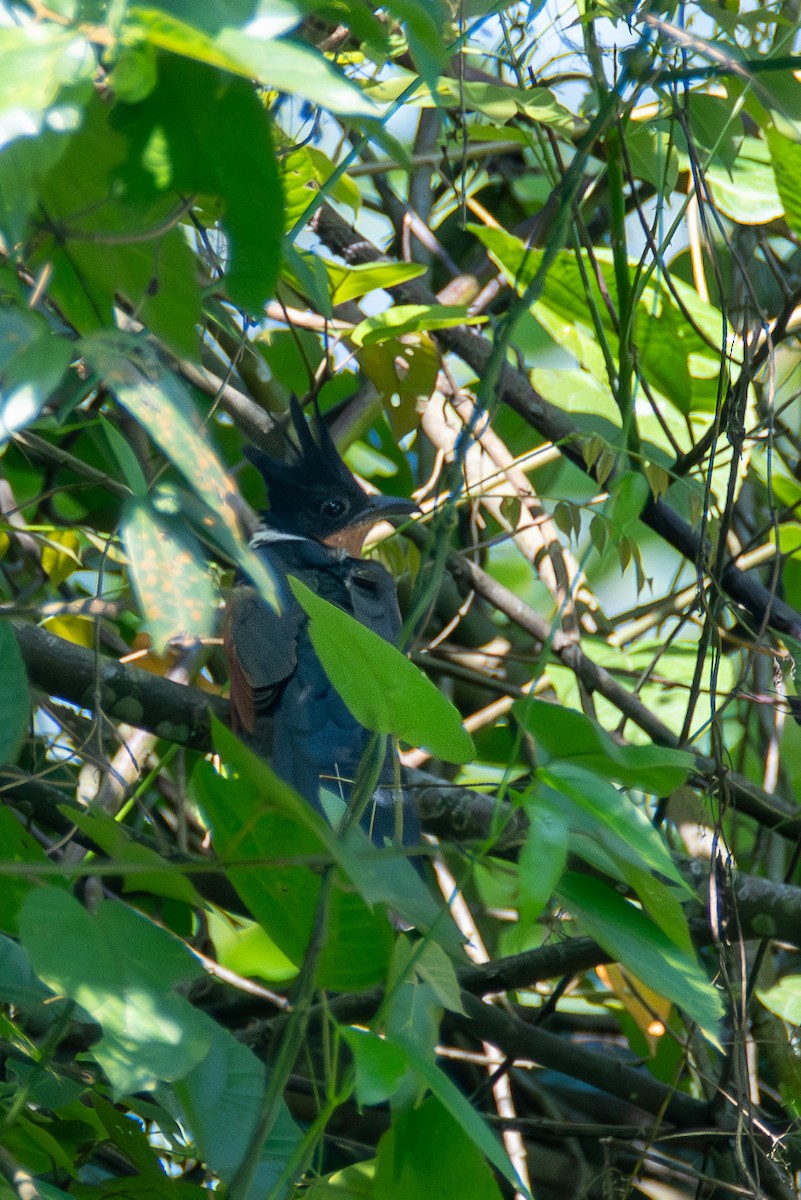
top-left (126, 7), bottom-right (377, 117)
top-left (192, 736), bottom-right (396, 991)
top-left (373, 1094), bottom-right (504, 1200)
top-left (65, 808), bottom-right (204, 906)
top-left (767, 127), bottom-right (801, 239)
top-left (535, 763), bottom-right (688, 890)
top-left (0, 92), bottom-right (202, 357)
top-left (164, 1019), bottom-right (302, 1200)
top-left (0, 621), bottom-right (31, 767)
top-left (706, 135), bottom-right (782, 225)
top-left (0, 807), bottom-right (58, 934)
top-left (82, 331), bottom-right (277, 609)
top-left (121, 495), bottom-right (217, 651)
top-left (387, 1035), bottom-right (524, 1194)
top-left (207, 721), bottom-right (451, 951)
top-left (112, 52), bottom-right (283, 312)
top-left (558, 873), bottom-right (723, 1045)
top-left (19, 889), bottom-right (211, 1095)
top-left (517, 799), bottom-right (568, 924)
top-left (514, 697), bottom-right (696, 792)
top-left (288, 576), bottom-right (474, 764)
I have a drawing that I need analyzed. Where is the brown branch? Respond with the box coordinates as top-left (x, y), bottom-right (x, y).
top-left (13, 621), bottom-right (228, 749)
top-left (14, 617), bottom-right (801, 841)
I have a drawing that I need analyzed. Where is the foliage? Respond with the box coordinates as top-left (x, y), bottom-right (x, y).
top-left (2, 2), bottom-right (801, 1198)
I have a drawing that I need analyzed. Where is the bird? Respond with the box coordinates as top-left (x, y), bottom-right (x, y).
top-left (224, 397), bottom-right (421, 853)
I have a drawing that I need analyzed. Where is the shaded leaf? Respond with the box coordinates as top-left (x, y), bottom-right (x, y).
top-left (374, 1094), bottom-right (504, 1200)
top-left (112, 52), bottom-right (283, 312)
top-left (164, 1018), bottom-right (302, 1200)
top-left (387, 1035), bottom-right (523, 1194)
top-left (191, 741), bottom-right (395, 991)
top-left (0, 306), bottom-right (73, 444)
top-left (82, 331), bottom-right (277, 609)
top-left (0, 621), bottom-right (30, 766)
top-left (534, 763), bottom-right (688, 891)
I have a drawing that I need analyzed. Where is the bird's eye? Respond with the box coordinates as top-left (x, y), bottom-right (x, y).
top-left (320, 498), bottom-right (347, 520)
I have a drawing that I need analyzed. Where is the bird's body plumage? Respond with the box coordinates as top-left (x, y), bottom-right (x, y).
top-left (225, 400), bottom-right (420, 852)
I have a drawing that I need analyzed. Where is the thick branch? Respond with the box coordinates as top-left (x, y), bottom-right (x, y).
top-left (14, 621), bottom-right (228, 749)
top-left (16, 620), bottom-right (801, 841)
top-left (452, 994), bottom-right (708, 1128)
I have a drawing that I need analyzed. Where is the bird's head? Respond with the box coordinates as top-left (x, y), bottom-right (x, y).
top-left (245, 397), bottom-right (418, 553)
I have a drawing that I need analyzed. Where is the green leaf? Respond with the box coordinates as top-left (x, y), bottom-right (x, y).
top-left (0, 305), bottom-right (73, 444)
top-left (705, 136), bottom-right (782, 224)
top-left (82, 331), bottom-right (278, 609)
top-left (535, 763), bottom-right (688, 892)
top-left (368, 71), bottom-right (577, 134)
top-left (191, 739), bottom-right (395, 991)
top-left (0, 90), bottom-right (203, 357)
top-left (758, 975), bottom-right (801, 1024)
top-left (288, 576), bottom-right (474, 764)
top-left (65, 808), bottom-right (203, 906)
top-left (208, 910), bottom-right (297, 986)
top-left (767, 127), bottom-right (801, 239)
top-left (19, 889), bottom-right (211, 1095)
top-left (164, 1018), bottom-right (302, 1200)
top-left (350, 305), bottom-right (486, 347)
top-left (470, 224), bottom-right (724, 414)
top-left (557, 873), bottom-right (723, 1045)
top-left (518, 798), bottom-right (568, 923)
top-left (98, 413), bottom-right (149, 497)
top-left (374, 1094), bottom-right (504, 1200)
top-left (414, 940), bottom-right (465, 1016)
top-left (0, 621), bottom-right (30, 766)
top-left (325, 259), bottom-right (427, 305)
top-left (514, 697), bottom-right (695, 792)
top-left (207, 722), bottom-right (453, 956)
top-left (383, 0), bottom-right (448, 94)
top-left (0, 24), bottom-right (93, 147)
top-left (121, 496), bottom-right (217, 651)
top-left (386, 1038), bottom-right (523, 1194)
top-left (0, 807), bottom-right (60, 934)
top-left (127, 8), bottom-right (378, 117)
top-left (113, 52), bottom-right (283, 312)
top-left (0, 935), bottom-right (74, 1018)
top-left (342, 1027), bottom-right (409, 1107)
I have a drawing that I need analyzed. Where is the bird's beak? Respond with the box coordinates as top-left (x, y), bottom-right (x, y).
top-left (364, 494), bottom-right (420, 523)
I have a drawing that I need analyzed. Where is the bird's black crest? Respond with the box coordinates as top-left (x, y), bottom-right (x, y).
top-left (244, 397), bottom-right (373, 538)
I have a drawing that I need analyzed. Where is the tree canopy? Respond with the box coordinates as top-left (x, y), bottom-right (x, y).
top-left (3, 2), bottom-right (801, 1198)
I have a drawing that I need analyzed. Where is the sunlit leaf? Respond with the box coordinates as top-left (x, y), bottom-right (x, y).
top-left (515, 697), bottom-right (696, 792)
top-left (19, 889), bottom-right (211, 1095)
top-left (558, 873), bottom-right (723, 1046)
top-left (289, 576), bottom-right (474, 764)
